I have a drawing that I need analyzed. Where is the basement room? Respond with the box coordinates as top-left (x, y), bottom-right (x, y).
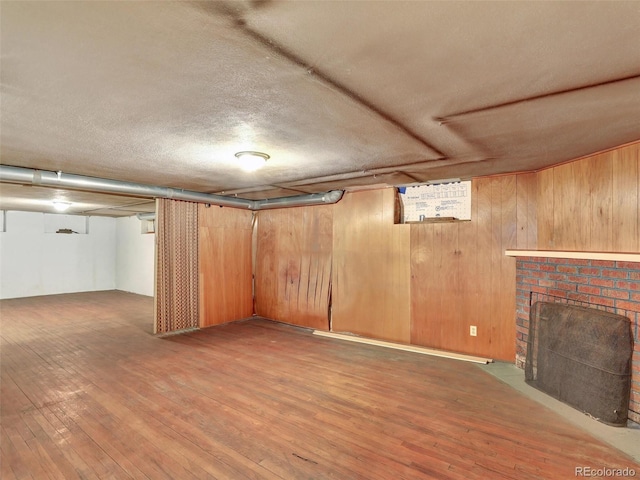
top-left (1, 1), bottom-right (639, 479)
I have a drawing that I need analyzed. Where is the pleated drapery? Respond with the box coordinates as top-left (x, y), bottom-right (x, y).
top-left (154, 199), bottom-right (199, 334)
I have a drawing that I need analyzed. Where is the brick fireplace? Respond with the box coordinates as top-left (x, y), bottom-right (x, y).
top-left (507, 251), bottom-right (640, 425)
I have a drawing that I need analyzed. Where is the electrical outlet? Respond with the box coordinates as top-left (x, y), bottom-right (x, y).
top-left (470, 325), bottom-right (477, 337)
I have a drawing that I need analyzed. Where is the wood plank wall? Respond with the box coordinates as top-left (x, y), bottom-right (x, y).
top-left (332, 189), bottom-right (411, 343)
top-left (254, 206), bottom-right (333, 330)
top-left (410, 175), bottom-right (536, 360)
top-left (196, 142), bottom-right (639, 362)
top-left (198, 205), bottom-right (253, 327)
top-left (537, 143), bottom-right (640, 252)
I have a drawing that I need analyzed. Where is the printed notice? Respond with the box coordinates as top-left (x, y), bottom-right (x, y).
top-left (399, 181), bottom-right (471, 222)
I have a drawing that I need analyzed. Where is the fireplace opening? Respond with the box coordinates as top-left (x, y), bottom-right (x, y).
top-left (525, 294), bottom-right (633, 427)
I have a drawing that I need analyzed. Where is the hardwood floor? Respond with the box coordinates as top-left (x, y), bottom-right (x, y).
top-left (1, 291), bottom-right (638, 479)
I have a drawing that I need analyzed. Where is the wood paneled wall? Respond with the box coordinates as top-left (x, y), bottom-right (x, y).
top-left (196, 142), bottom-right (639, 362)
top-left (410, 175), bottom-right (536, 360)
top-left (254, 206), bottom-right (333, 330)
top-left (537, 143), bottom-right (640, 252)
top-left (332, 189), bottom-right (411, 343)
top-left (198, 205), bottom-right (253, 327)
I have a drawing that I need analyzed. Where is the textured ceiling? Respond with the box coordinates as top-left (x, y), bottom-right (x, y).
top-left (1, 1), bottom-right (639, 216)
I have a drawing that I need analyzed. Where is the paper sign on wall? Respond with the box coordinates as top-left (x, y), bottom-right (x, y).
top-left (399, 181), bottom-right (471, 222)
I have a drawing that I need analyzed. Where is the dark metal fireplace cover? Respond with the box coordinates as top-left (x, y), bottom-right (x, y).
top-left (525, 301), bottom-right (633, 427)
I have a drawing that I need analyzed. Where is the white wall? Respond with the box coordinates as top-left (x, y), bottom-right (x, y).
top-left (115, 216), bottom-right (155, 297)
top-left (0, 211), bottom-right (116, 299)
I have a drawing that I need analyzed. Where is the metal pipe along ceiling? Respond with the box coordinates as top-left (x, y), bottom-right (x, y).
top-left (0, 165), bottom-right (344, 211)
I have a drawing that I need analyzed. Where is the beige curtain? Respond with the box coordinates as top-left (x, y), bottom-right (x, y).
top-left (155, 198), bottom-right (199, 334)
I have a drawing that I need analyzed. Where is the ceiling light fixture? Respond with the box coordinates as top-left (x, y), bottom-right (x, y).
top-left (52, 201), bottom-right (71, 212)
top-left (235, 151), bottom-right (269, 172)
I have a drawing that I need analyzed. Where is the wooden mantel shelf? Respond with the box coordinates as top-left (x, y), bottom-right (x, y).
top-left (505, 250), bottom-right (640, 262)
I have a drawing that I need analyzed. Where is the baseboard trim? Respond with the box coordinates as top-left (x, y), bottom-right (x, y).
top-left (313, 330), bottom-right (492, 364)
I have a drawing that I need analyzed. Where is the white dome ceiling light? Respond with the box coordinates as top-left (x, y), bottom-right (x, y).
top-left (235, 151), bottom-right (269, 172)
top-left (52, 201), bottom-right (71, 212)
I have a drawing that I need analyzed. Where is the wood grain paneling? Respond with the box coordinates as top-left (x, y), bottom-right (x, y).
top-left (515, 173), bottom-right (537, 250)
top-left (588, 154), bottom-right (613, 250)
top-left (613, 145), bottom-right (640, 252)
top-left (553, 160), bottom-right (584, 250)
top-left (497, 175), bottom-right (517, 361)
top-left (196, 143), bottom-right (638, 362)
top-left (474, 177), bottom-right (494, 356)
top-left (332, 189), bottom-right (410, 343)
top-left (440, 223), bottom-right (460, 351)
top-left (457, 180), bottom-right (479, 355)
top-left (254, 205), bottom-right (333, 330)
top-left (198, 205), bottom-right (253, 327)
top-left (489, 178), bottom-right (504, 358)
top-left (538, 142), bottom-right (640, 252)
top-left (536, 167), bottom-right (555, 248)
top-left (410, 218), bottom-right (439, 347)
top-left (411, 176), bottom-right (521, 361)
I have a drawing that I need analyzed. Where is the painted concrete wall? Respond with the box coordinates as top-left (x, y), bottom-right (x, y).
top-left (115, 216), bottom-right (155, 297)
top-left (0, 211), bottom-right (116, 299)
